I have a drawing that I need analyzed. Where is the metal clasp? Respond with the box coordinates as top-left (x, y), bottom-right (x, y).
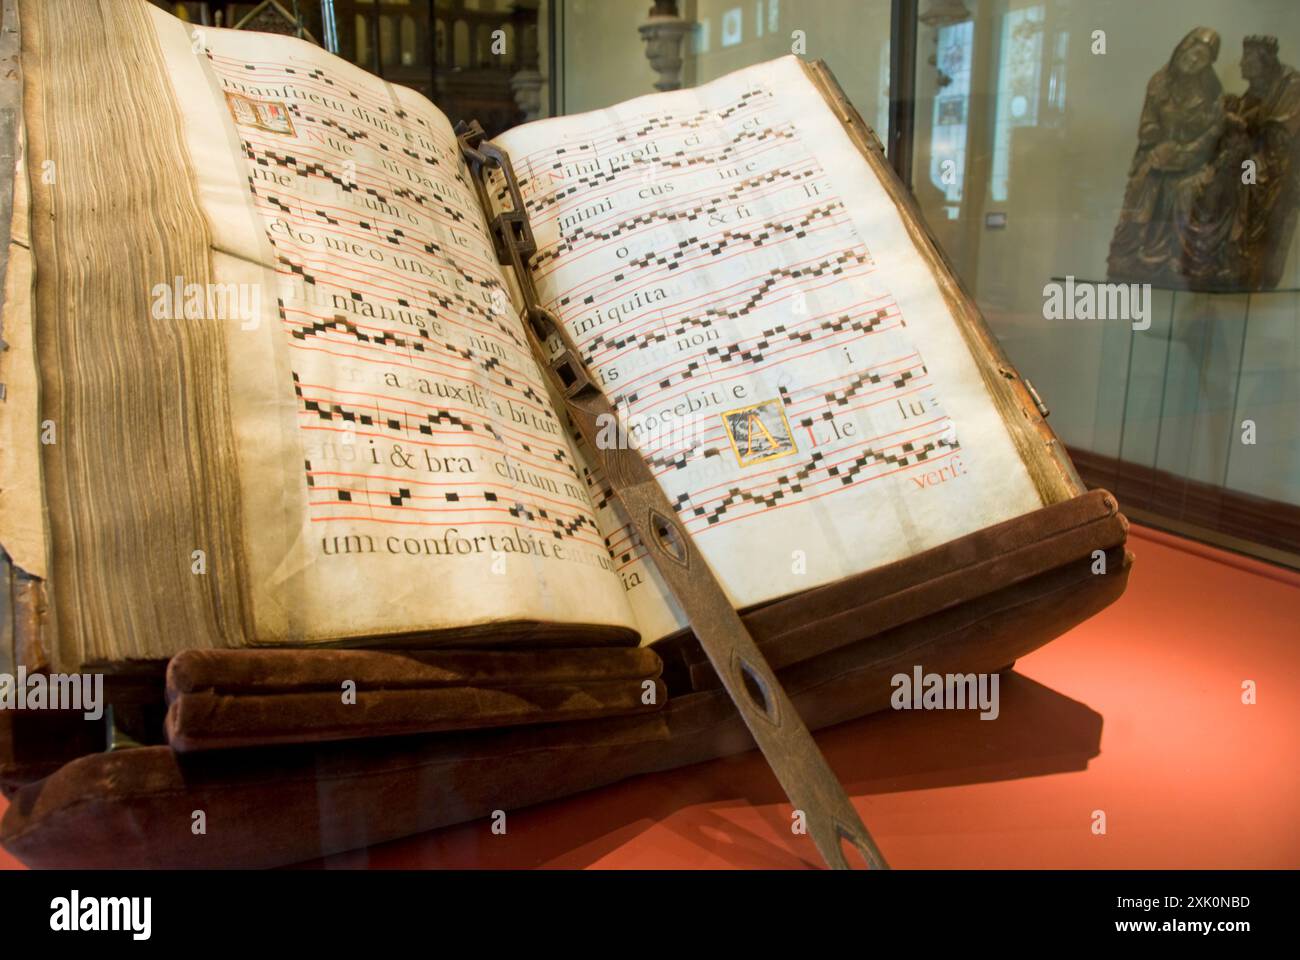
top-left (1024, 378), bottom-right (1050, 419)
top-left (455, 120), bottom-right (536, 267)
top-left (456, 125), bottom-right (597, 402)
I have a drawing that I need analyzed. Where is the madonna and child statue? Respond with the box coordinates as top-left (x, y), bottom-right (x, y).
top-left (1107, 30), bottom-right (1300, 292)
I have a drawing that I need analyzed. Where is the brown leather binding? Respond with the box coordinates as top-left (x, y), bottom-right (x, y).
top-left (165, 647), bottom-right (666, 751)
top-left (167, 646), bottom-right (663, 695)
top-left (661, 489), bottom-right (1126, 688)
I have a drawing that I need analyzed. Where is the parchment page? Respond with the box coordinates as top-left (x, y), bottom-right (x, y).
top-left (148, 9), bottom-right (636, 644)
top-left (497, 56), bottom-right (1044, 641)
top-left (0, 123), bottom-right (45, 579)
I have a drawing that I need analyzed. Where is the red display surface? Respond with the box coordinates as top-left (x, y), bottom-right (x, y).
top-left (2, 524), bottom-right (1297, 869)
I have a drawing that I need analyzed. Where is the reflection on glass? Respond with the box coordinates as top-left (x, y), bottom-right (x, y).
top-left (910, 0), bottom-right (1300, 562)
top-left (547, 0), bottom-right (1299, 562)
top-left (991, 5), bottom-right (1044, 202)
top-left (929, 19), bottom-right (973, 208)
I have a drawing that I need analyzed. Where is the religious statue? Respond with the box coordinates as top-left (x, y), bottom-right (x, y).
top-left (1108, 30), bottom-right (1300, 291)
top-left (1107, 28), bottom-right (1227, 287)
top-left (1229, 35), bottom-right (1300, 290)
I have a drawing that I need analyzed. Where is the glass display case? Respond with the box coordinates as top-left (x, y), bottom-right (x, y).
top-left (902, 0), bottom-right (1299, 563)
top-left (542, 0), bottom-right (1300, 565)
top-left (2, 0), bottom-right (1287, 879)
top-left (158, 0), bottom-right (1300, 558)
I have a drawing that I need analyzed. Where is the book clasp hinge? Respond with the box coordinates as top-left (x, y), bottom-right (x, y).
top-left (1024, 378), bottom-right (1050, 419)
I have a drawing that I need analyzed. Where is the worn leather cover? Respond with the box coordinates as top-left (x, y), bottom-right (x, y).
top-left (165, 647), bottom-right (666, 751)
top-left (0, 533), bottom-right (1129, 867)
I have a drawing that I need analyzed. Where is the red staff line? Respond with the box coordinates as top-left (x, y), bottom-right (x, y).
top-left (660, 413), bottom-right (946, 496)
top-left (251, 180), bottom-right (488, 263)
top-left (312, 468), bottom-right (573, 489)
top-left (679, 448), bottom-right (962, 539)
top-left (280, 314), bottom-right (540, 393)
top-left (268, 254), bottom-right (523, 350)
top-left (553, 242), bottom-right (860, 331)
top-left (640, 393), bottom-right (934, 468)
top-left (528, 130), bottom-right (801, 236)
top-left (296, 381), bottom-right (557, 448)
top-left (309, 500), bottom-right (606, 548)
top-left (547, 213), bottom-right (853, 321)
top-left (246, 179), bottom-right (495, 275)
top-left (278, 295), bottom-right (525, 368)
top-left (310, 483), bottom-right (594, 517)
top-left (511, 91), bottom-right (774, 167)
top-left (533, 156), bottom-right (821, 252)
top-left (603, 298), bottom-right (897, 390)
top-left (528, 113), bottom-right (796, 180)
top-left (529, 132), bottom-right (801, 237)
top-left (540, 145), bottom-right (816, 231)
top-left (278, 308), bottom-right (539, 389)
top-left (613, 314), bottom-right (898, 405)
top-left (210, 53), bottom-right (424, 116)
top-left (238, 116), bottom-right (469, 194)
top-left (774, 347), bottom-right (918, 400)
top-left (598, 520), bottom-right (634, 558)
top-left (546, 205), bottom-right (852, 314)
top-left (286, 341), bottom-right (551, 416)
top-left (213, 59), bottom-right (456, 156)
top-left (530, 134), bottom-right (811, 270)
top-left (263, 224), bottom-right (502, 307)
top-left (309, 479), bottom-right (591, 516)
top-left (593, 248), bottom-right (876, 325)
top-left (310, 513), bottom-right (604, 548)
top-left (623, 321), bottom-right (899, 421)
top-left (233, 121), bottom-right (459, 196)
top-left (283, 322), bottom-right (542, 402)
top-left (580, 264), bottom-right (882, 369)
top-left (634, 373), bottom-right (931, 459)
top-left (776, 364), bottom-right (929, 423)
top-left (661, 414), bottom-right (949, 500)
top-left (297, 414), bottom-right (571, 477)
top-left (268, 249), bottom-right (491, 318)
top-left (574, 257), bottom-right (880, 355)
top-left (679, 422), bottom-right (955, 514)
top-left (538, 164), bottom-right (818, 269)
top-left (240, 138), bottom-right (490, 250)
top-left (297, 423), bottom-right (575, 482)
top-left (297, 412), bottom-right (574, 477)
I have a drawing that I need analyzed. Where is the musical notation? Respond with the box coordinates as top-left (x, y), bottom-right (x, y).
top-left (207, 51), bottom-right (606, 557)
top-left (498, 66), bottom-right (971, 610)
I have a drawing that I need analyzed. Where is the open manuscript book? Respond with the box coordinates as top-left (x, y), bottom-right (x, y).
top-left (1, 0), bottom-right (1085, 677)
